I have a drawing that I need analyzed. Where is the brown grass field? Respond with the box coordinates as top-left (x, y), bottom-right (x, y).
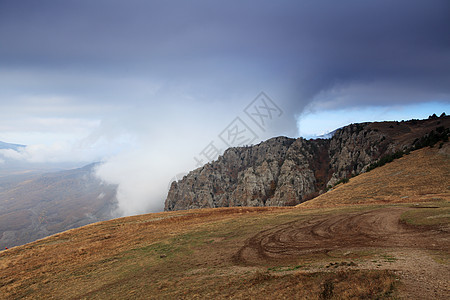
top-left (0, 144), bottom-right (449, 299)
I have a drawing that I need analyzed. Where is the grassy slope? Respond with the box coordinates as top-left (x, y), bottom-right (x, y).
top-left (0, 145), bottom-right (449, 299)
top-left (1, 206), bottom-right (401, 299)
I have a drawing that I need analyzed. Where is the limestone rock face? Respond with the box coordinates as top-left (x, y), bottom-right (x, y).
top-left (165, 117), bottom-right (449, 211)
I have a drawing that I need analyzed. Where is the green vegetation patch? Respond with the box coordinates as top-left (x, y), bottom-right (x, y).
top-left (366, 150), bottom-right (408, 172)
top-left (426, 250), bottom-right (449, 265)
top-left (122, 229), bottom-right (214, 261)
top-left (401, 203), bottom-right (450, 226)
top-left (333, 177), bottom-right (350, 187)
top-left (381, 254), bottom-right (397, 263)
top-left (268, 264), bottom-right (305, 272)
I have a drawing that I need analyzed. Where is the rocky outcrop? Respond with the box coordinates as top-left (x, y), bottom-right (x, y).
top-left (165, 116), bottom-right (449, 211)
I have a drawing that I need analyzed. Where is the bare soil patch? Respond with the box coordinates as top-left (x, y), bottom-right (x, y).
top-left (234, 207), bottom-right (448, 265)
top-left (233, 206), bottom-right (449, 299)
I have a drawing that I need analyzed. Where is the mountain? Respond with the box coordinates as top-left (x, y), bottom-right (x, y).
top-left (0, 141), bottom-right (25, 151)
top-left (165, 115), bottom-right (449, 211)
top-left (299, 142), bottom-right (450, 209)
top-left (316, 128), bottom-right (338, 139)
top-left (0, 144), bottom-right (448, 299)
top-left (0, 163), bottom-right (118, 248)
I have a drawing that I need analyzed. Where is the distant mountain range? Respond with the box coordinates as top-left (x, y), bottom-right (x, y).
top-left (0, 163), bottom-right (118, 248)
top-left (0, 140), bottom-right (119, 248)
top-left (316, 129), bottom-right (338, 139)
top-left (0, 141), bottom-right (25, 151)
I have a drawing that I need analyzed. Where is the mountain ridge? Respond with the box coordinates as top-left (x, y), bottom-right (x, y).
top-left (165, 115), bottom-right (449, 211)
top-left (0, 141), bottom-right (25, 151)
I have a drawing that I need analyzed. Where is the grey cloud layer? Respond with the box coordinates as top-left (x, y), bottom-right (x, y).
top-left (1, 0), bottom-right (449, 112)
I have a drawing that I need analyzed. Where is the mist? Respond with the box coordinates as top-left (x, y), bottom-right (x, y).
top-left (92, 90), bottom-right (291, 215)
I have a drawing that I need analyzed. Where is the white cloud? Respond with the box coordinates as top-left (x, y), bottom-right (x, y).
top-left (0, 130), bottom-right (132, 165)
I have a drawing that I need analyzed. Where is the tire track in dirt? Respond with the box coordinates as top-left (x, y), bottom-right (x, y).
top-left (233, 207), bottom-right (448, 264)
top-left (233, 207), bottom-right (450, 299)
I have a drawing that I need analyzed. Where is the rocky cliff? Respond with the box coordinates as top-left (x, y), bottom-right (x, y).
top-left (165, 115), bottom-right (449, 211)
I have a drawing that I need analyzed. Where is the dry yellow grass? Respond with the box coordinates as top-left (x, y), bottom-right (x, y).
top-left (0, 205), bottom-right (402, 299)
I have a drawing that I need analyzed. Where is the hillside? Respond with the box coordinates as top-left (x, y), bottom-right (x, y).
top-left (0, 144), bottom-right (448, 299)
top-left (0, 164), bottom-right (118, 249)
top-left (299, 142), bottom-right (450, 208)
top-left (166, 116), bottom-right (449, 210)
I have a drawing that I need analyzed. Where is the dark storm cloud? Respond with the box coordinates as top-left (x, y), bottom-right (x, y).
top-left (1, 0), bottom-right (449, 112)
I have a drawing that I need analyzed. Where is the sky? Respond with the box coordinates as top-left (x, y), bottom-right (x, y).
top-left (0, 0), bottom-right (449, 215)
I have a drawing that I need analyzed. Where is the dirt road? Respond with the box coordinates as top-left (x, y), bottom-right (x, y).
top-left (234, 207), bottom-right (450, 299)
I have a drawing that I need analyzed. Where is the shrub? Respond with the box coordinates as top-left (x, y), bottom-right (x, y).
top-left (334, 177), bottom-right (349, 186)
top-left (366, 151), bottom-right (405, 172)
top-left (413, 127), bottom-right (449, 149)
